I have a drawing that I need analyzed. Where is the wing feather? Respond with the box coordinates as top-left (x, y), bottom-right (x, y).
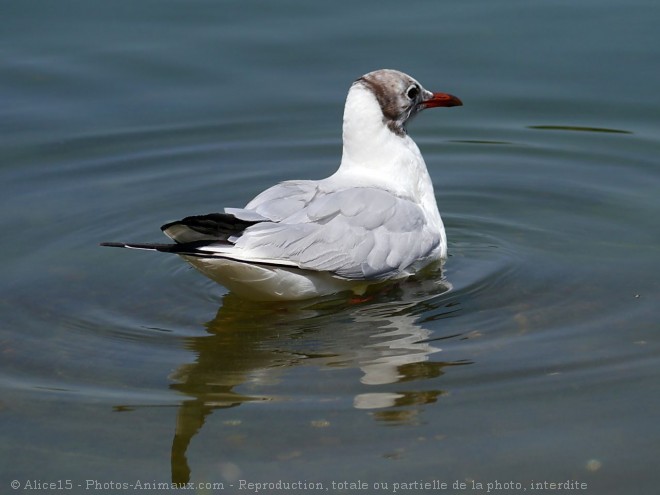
top-left (246, 180), bottom-right (319, 221)
top-left (230, 187), bottom-right (440, 279)
top-left (146, 182), bottom-right (439, 280)
top-left (104, 168), bottom-right (443, 286)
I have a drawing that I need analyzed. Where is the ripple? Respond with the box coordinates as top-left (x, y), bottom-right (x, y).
top-left (528, 124), bottom-right (632, 134)
top-left (1, 90), bottom-right (656, 456)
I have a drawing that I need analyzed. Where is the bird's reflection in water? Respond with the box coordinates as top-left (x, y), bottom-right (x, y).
top-left (160, 268), bottom-right (468, 484)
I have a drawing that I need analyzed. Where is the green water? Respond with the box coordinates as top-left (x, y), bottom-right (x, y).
top-left (2, 1), bottom-right (659, 493)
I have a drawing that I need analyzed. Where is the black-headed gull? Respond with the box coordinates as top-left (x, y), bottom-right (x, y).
top-left (102, 69), bottom-right (462, 300)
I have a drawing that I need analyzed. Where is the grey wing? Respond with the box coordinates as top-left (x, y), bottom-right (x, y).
top-left (161, 180), bottom-right (320, 247)
top-left (207, 187), bottom-right (441, 280)
top-left (234, 180), bottom-right (320, 221)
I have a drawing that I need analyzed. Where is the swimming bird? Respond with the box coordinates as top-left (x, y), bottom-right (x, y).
top-left (101, 69), bottom-right (462, 301)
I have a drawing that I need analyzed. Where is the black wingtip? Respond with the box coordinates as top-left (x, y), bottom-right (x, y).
top-left (99, 241), bottom-right (200, 253)
top-left (100, 241), bottom-right (164, 250)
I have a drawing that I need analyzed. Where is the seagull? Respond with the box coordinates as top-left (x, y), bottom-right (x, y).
top-left (101, 69), bottom-right (462, 301)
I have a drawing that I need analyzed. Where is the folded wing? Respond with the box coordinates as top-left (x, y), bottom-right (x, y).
top-left (188, 182), bottom-right (440, 280)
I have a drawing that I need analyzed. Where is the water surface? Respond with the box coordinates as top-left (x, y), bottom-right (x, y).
top-left (1, 1), bottom-right (659, 493)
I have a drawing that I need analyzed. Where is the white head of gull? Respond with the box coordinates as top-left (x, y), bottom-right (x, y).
top-left (102, 69), bottom-right (462, 301)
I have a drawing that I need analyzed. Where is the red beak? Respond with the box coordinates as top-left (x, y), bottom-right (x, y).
top-left (423, 92), bottom-right (463, 108)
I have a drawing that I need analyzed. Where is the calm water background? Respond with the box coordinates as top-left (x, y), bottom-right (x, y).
top-left (2, 1), bottom-right (659, 493)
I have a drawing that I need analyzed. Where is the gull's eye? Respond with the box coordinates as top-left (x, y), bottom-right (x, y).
top-left (406, 85), bottom-right (419, 100)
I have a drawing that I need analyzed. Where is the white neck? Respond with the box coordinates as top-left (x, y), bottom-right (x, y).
top-left (332, 84), bottom-right (443, 234)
